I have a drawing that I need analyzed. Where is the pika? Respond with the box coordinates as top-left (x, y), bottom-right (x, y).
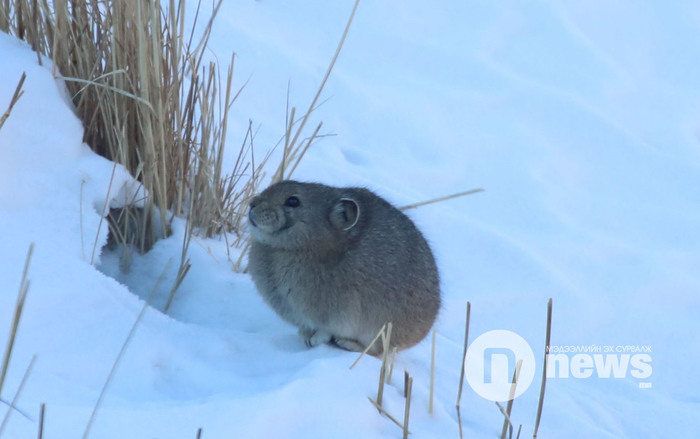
top-left (247, 180), bottom-right (440, 355)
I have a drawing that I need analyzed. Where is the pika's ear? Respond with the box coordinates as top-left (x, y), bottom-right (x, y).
top-left (330, 198), bottom-right (360, 231)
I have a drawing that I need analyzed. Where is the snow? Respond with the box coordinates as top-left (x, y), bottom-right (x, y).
top-left (1, 1), bottom-right (699, 438)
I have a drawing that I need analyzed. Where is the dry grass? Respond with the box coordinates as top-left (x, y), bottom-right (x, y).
top-left (429, 329), bottom-right (436, 414)
top-left (500, 360), bottom-right (523, 439)
top-left (386, 346), bottom-right (398, 384)
top-left (533, 298), bottom-right (553, 438)
top-left (456, 301), bottom-right (471, 439)
top-left (355, 323), bottom-right (416, 436)
top-left (399, 188), bottom-right (484, 211)
top-left (0, 0), bottom-right (268, 264)
top-left (368, 396), bottom-right (406, 432)
top-left (0, 0), bottom-right (356, 290)
top-left (271, 0), bottom-right (360, 183)
top-left (0, 355), bottom-right (36, 435)
top-left (348, 301), bottom-right (554, 438)
top-left (402, 372), bottom-right (413, 439)
top-left (38, 403), bottom-right (45, 439)
top-left (349, 323), bottom-right (388, 369)
top-left (0, 72), bottom-right (25, 131)
top-left (0, 244), bottom-right (34, 432)
top-left (376, 322), bottom-right (393, 407)
top-left (453, 300), bottom-right (552, 439)
top-left (0, 243), bottom-right (33, 400)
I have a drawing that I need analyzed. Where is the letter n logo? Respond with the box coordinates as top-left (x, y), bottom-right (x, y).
top-left (483, 348), bottom-right (517, 384)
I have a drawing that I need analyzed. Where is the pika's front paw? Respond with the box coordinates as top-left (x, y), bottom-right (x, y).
top-left (299, 328), bottom-right (332, 348)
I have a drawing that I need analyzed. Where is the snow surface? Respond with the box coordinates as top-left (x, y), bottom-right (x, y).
top-left (1, 1), bottom-right (699, 437)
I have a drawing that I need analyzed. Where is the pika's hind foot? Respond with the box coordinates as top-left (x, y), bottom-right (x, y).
top-left (332, 337), bottom-right (384, 357)
top-left (330, 337), bottom-right (377, 356)
top-left (299, 327), bottom-right (332, 348)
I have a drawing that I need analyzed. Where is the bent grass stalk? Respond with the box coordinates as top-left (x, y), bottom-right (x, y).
top-left (0, 355), bottom-right (37, 435)
top-left (533, 298), bottom-right (553, 438)
top-left (349, 323), bottom-right (387, 370)
top-left (367, 397), bottom-right (405, 431)
top-left (0, 72), bottom-right (26, 131)
top-left (456, 301), bottom-right (471, 439)
top-left (273, 0), bottom-right (361, 182)
top-left (496, 402), bottom-right (514, 437)
top-left (0, 243), bottom-right (34, 400)
top-left (500, 359), bottom-right (523, 439)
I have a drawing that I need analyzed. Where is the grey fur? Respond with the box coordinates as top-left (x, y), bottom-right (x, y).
top-left (247, 180), bottom-right (441, 355)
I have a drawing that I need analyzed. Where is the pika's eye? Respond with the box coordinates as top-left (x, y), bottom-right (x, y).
top-left (285, 196), bottom-right (301, 207)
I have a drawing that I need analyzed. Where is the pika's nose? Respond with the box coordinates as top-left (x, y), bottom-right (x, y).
top-left (248, 208), bottom-right (257, 227)
top-left (248, 198), bottom-right (258, 225)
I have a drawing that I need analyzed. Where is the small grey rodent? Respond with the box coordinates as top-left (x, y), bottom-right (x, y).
top-left (247, 180), bottom-right (440, 355)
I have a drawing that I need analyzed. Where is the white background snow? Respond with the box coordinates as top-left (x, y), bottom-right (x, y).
top-left (0, 1), bottom-right (698, 437)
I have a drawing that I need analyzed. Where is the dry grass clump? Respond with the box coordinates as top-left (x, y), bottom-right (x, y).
top-left (0, 0), bottom-right (266, 254)
top-left (0, 0), bottom-right (481, 268)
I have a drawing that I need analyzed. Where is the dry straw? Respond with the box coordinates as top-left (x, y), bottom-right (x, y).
top-left (456, 301), bottom-right (471, 439)
top-left (0, 355), bottom-right (36, 435)
top-left (500, 359), bottom-right (523, 439)
top-left (0, 244), bottom-right (35, 432)
top-left (0, 243), bottom-right (34, 400)
top-left (1, 0), bottom-right (268, 258)
top-left (429, 329), bottom-right (436, 414)
top-left (376, 322), bottom-right (393, 408)
top-left (399, 188), bottom-right (484, 211)
top-left (38, 403), bottom-right (46, 439)
top-left (0, 72), bottom-right (25, 131)
top-left (349, 323), bottom-right (387, 370)
top-left (533, 298), bottom-right (553, 438)
top-left (402, 372), bottom-right (413, 439)
top-left (272, 0), bottom-right (361, 182)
